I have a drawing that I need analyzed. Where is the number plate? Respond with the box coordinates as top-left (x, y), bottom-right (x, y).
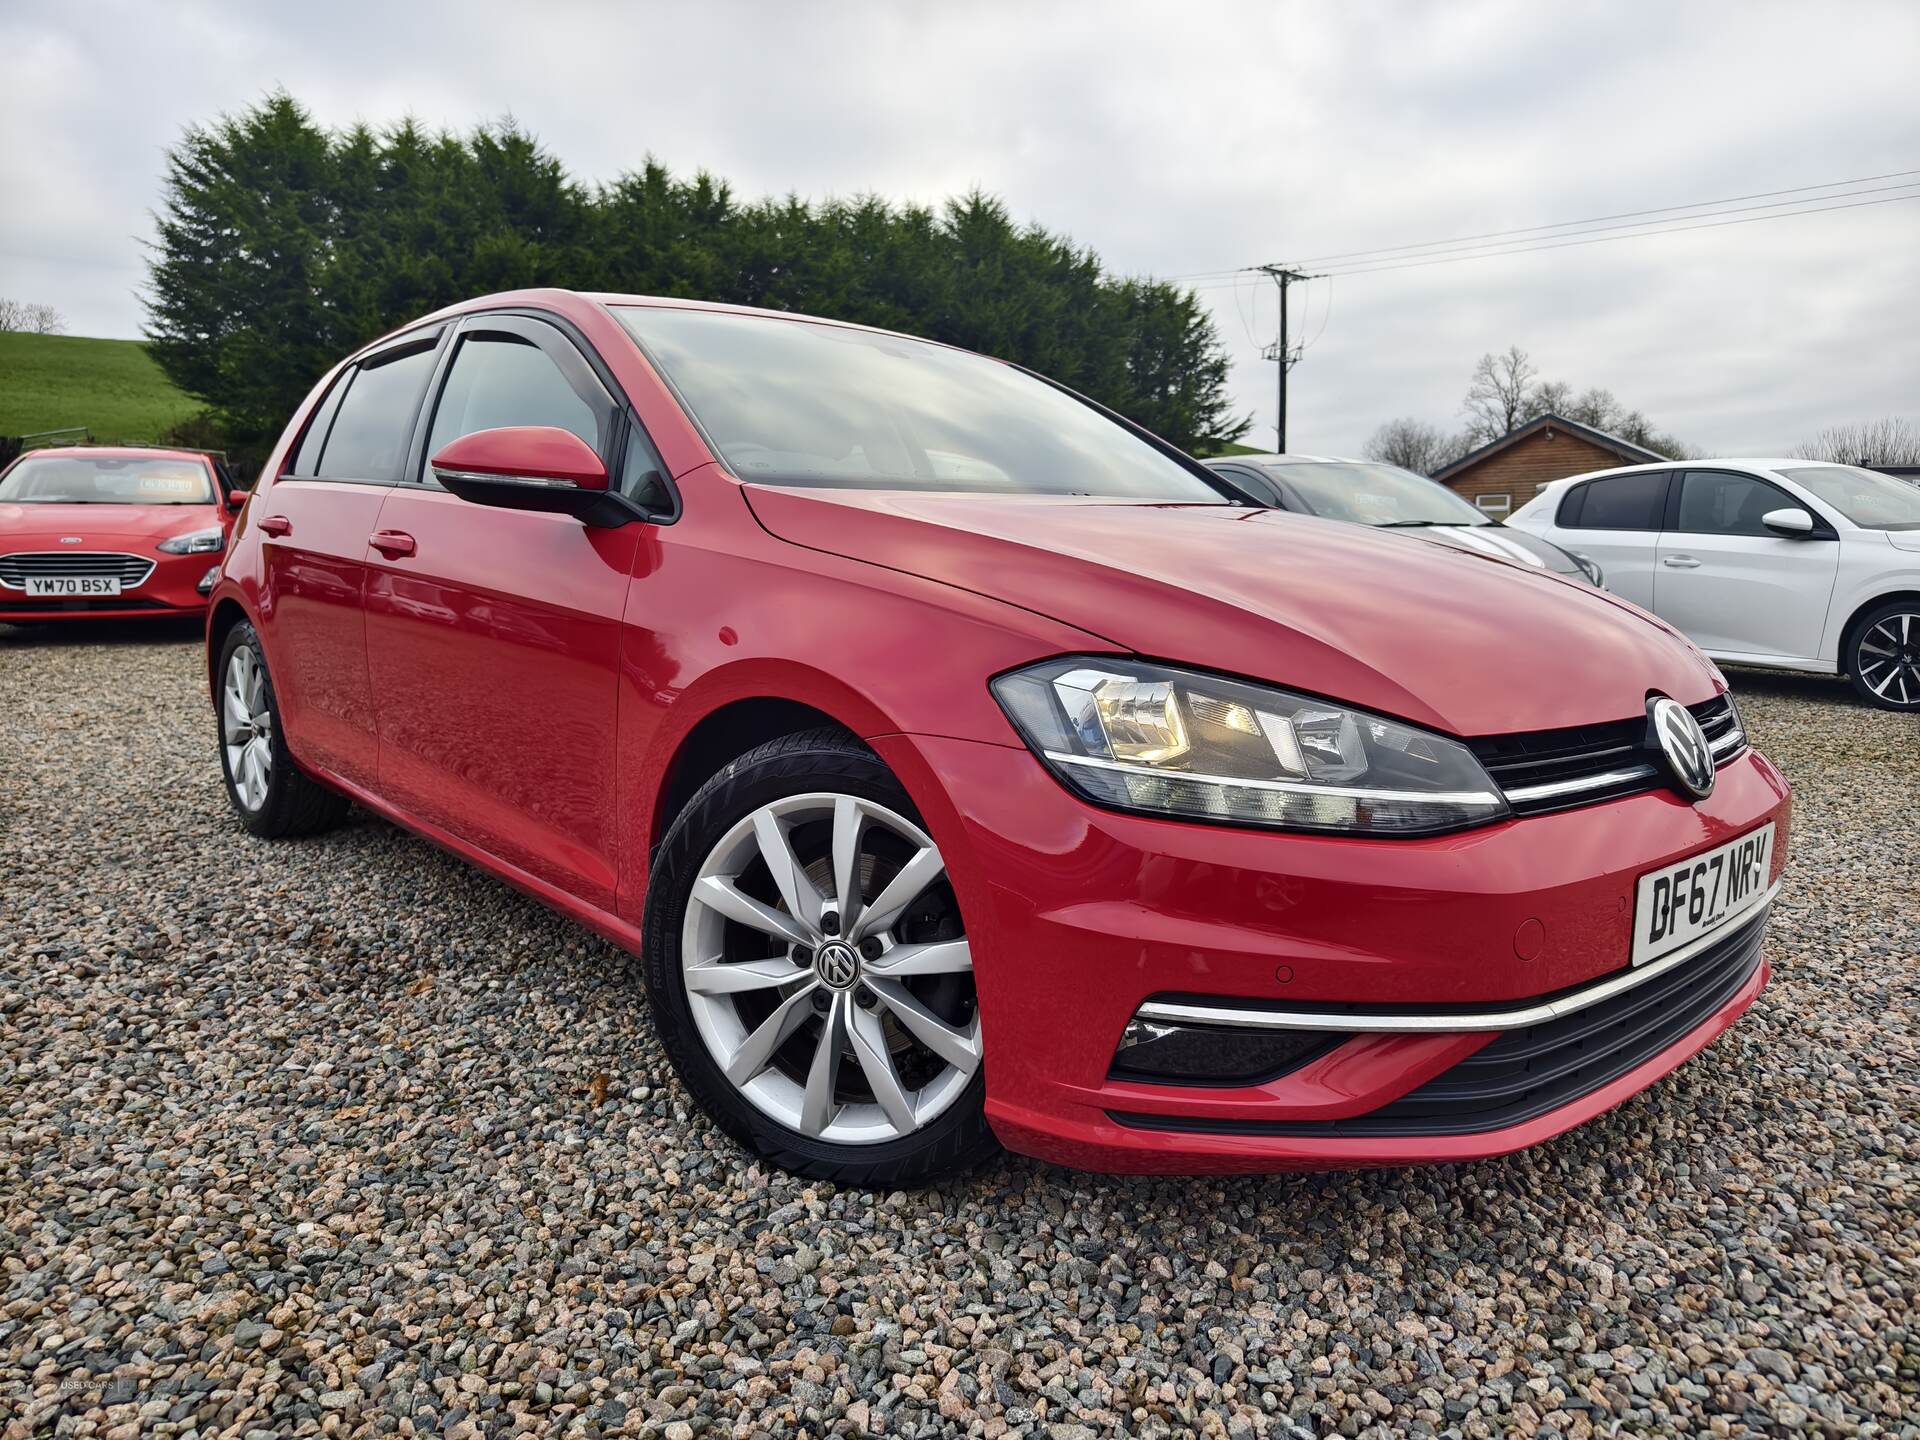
top-left (1632, 822), bottom-right (1774, 966)
top-left (25, 576), bottom-right (122, 597)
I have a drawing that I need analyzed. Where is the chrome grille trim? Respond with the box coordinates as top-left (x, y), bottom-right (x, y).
top-left (1133, 882), bottom-right (1779, 1034)
top-left (0, 551), bottom-right (156, 590)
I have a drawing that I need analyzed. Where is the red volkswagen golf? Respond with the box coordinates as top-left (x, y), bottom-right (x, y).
top-left (206, 290), bottom-right (1790, 1183)
top-left (0, 446), bottom-right (238, 624)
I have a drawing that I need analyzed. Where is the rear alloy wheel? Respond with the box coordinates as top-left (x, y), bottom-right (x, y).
top-left (215, 620), bottom-right (350, 837)
top-left (644, 730), bottom-right (995, 1184)
top-left (1848, 603), bottom-right (1920, 710)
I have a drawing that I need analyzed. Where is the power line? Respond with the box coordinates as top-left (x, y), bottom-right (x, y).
top-left (1179, 186), bottom-right (1920, 288)
top-left (1288, 167), bottom-right (1920, 265)
top-left (1156, 167), bottom-right (1920, 286)
top-left (1313, 189), bottom-right (1920, 278)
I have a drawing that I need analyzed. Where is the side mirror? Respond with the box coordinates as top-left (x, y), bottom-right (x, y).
top-left (225, 489), bottom-right (249, 514)
top-left (430, 426), bottom-right (625, 523)
top-left (1761, 507), bottom-right (1817, 538)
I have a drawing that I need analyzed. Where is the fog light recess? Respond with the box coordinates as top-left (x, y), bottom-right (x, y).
top-left (1109, 1016), bottom-right (1347, 1086)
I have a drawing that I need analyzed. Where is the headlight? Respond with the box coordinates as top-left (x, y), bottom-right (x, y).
top-left (158, 526), bottom-right (225, 555)
top-left (991, 658), bottom-right (1509, 836)
top-left (1570, 552), bottom-right (1605, 588)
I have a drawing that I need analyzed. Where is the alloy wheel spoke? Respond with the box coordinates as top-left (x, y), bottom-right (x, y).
top-left (691, 875), bottom-right (813, 948)
top-left (723, 986), bottom-right (817, 1087)
top-left (224, 689), bottom-right (252, 737)
top-left (684, 954), bottom-right (812, 996)
top-left (854, 846), bottom-right (944, 941)
top-left (799, 994), bottom-right (847, 1137)
top-left (846, 1002), bottom-right (917, 1133)
top-left (868, 978), bottom-right (980, 1071)
top-left (753, 809), bottom-right (825, 931)
top-left (830, 796), bottom-right (865, 932)
top-left (866, 937), bottom-right (972, 978)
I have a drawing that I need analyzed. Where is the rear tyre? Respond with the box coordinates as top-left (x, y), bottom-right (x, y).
top-left (1845, 601), bottom-right (1920, 711)
top-left (643, 728), bottom-right (997, 1186)
top-left (216, 620), bottom-right (350, 837)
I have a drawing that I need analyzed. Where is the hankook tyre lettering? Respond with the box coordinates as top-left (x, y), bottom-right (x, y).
top-left (208, 288), bottom-right (1793, 1183)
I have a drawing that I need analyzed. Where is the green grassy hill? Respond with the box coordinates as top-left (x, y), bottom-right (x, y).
top-left (0, 332), bottom-right (201, 443)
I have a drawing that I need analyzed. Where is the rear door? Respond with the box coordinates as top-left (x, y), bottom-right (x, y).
top-left (1550, 470), bottom-right (1672, 610)
top-left (256, 332), bottom-right (443, 790)
top-left (1652, 468), bottom-right (1840, 662)
top-left (362, 312), bottom-right (656, 907)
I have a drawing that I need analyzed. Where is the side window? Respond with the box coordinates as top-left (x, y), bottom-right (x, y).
top-left (1675, 470), bottom-right (1794, 537)
top-left (314, 341), bottom-right (440, 482)
top-left (1215, 465), bottom-right (1282, 507)
top-left (288, 373), bottom-right (350, 477)
top-left (1565, 472), bottom-right (1669, 530)
top-left (425, 326), bottom-right (615, 467)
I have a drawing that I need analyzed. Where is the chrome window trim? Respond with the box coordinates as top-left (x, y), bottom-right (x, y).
top-left (1134, 883), bottom-right (1777, 1035)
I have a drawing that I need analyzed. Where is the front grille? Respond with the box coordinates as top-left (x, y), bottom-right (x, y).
top-left (0, 551), bottom-right (156, 590)
top-left (1471, 694), bottom-right (1743, 816)
top-left (1109, 903), bottom-right (1769, 1140)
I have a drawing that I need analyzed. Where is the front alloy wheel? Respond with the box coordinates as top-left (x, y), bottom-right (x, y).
top-left (644, 730), bottom-right (996, 1184)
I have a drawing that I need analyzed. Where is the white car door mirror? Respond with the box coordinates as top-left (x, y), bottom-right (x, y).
top-left (1761, 507), bottom-right (1817, 538)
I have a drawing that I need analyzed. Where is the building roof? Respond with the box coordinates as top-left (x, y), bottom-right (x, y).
top-left (1433, 412), bottom-right (1667, 483)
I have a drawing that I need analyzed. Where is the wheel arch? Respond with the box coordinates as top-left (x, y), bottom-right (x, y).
top-left (205, 596), bottom-right (253, 699)
top-left (1839, 589), bottom-right (1920, 671)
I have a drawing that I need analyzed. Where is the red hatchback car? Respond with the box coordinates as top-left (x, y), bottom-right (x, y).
top-left (0, 446), bottom-right (239, 624)
top-left (206, 290), bottom-right (1791, 1183)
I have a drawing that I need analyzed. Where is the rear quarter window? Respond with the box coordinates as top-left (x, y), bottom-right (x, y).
top-left (1563, 472), bottom-right (1669, 530)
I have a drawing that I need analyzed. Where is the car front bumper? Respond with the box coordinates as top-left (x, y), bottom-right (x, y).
top-left (0, 549), bottom-right (215, 623)
top-left (876, 733), bottom-right (1792, 1174)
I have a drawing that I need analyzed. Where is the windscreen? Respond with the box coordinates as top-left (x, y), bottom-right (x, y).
top-left (0, 455), bottom-right (214, 504)
top-left (1777, 465), bottom-right (1920, 531)
top-left (616, 306), bottom-right (1227, 502)
top-left (1269, 462), bottom-right (1489, 526)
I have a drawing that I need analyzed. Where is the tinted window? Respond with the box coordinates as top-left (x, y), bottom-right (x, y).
top-left (1567, 472), bottom-right (1668, 530)
top-left (616, 306), bottom-right (1225, 502)
top-left (425, 330), bottom-right (614, 465)
top-left (289, 373), bottom-right (349, 477)
top-left (1268, 461), bottom-right (1490, 525)
top-left (1676, 471), bottom-right (1796, 536)
top-left (1212, 465), bottom-right (1282, 506)
top-left (315, 342), bottom-right (438, 481)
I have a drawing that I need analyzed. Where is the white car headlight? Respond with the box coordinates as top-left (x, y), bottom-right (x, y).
top-left (992, 658), bottom-right (1509, 836)
top-left (158, 526), bottom-right (225, 555)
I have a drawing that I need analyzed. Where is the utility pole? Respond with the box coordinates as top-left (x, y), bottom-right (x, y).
top-left (1254, 264), bottom-right (1319, 452)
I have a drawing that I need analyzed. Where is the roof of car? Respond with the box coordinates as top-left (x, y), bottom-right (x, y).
top-left (1201, 452), bottom-right (1364, 467)
top-left (16, 445), bottom-right (215, 463)
top-left (1533, 458), bottom-right (1850, 490)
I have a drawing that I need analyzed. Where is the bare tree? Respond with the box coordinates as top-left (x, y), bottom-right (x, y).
top-left (1463, 345), bottom-right (1538, 443)
top-left (1363, 417), bottom-right (1471, 475)
top-left (0, 299), bottom-right (65, 335)
top-left (1793, 417), bottom-right (1920, 466)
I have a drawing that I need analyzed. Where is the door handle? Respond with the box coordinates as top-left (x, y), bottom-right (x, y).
top-left (257, 515), bottom-right (292, 537)
top-left (1662, 555), bottom-right (1701, 569)
top-left (370, 530), bottom-right (417, 558)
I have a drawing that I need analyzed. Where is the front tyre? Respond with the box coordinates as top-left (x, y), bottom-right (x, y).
top-left (643, 728), bottom-right (997, 1186)
top-left (216, 620), bottom-right (350, 837)
top-left (1847, 601), bottom-right (1920, 710)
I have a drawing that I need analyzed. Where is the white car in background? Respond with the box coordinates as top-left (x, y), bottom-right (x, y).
top-left (1508, 460), bottom-right (1920, 710)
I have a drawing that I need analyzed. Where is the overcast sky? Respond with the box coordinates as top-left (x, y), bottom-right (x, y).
top-left (3, 0), bottom-right (1915, 456)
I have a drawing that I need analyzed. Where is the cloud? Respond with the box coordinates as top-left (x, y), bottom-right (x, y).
top-left (2, 0), bottom-right (1914, 453)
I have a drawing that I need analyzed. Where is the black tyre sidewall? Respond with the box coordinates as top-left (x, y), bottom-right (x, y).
top-left (1847, 602), bottom-right (1920, 711)
top-left (642, 731), bottom-right (995, 1186)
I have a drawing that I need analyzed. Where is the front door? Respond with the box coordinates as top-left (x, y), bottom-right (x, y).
top-left (1653, 469), bottom-right (1840, 662)
top-left (362, 314), bottom-right (643, 908)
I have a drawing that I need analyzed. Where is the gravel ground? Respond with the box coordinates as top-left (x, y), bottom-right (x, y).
top-left (1, 624), bottom-right (1915, 1440)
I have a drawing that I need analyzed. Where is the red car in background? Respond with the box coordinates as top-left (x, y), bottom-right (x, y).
top-left (0, 445), bottom-right (241, 624)
top-left (205, 290), bottom-right (1791, 1185)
